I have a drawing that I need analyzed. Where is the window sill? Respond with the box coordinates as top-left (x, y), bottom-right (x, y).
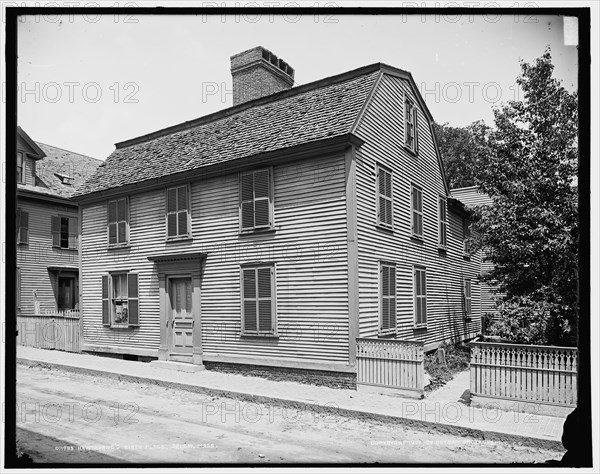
top-left (375, 224), bottom-right (394, 233)
top-left (52, 246), bottom-right (78, 251)
top-left (241, 333), bottom-right (279, 339)
top-left (110, 324), bottom-right (132, 329)
top-left (377, 330), bottom-right (397, 338)
top-left (463, 254), bottom-right (471, 260)
top-left (403, 145), bottom-right (418, 158)
top-left (166, 236), bottom-right (193, 243)
top-left (413, 324), bottom-right (427, 330)
top-left (17, 242), bottom-right (28, 246)
top-left (239, 227), bottom-right (277, 236)
top-left (410, 235), bottom-right (424, 243)
top-left (438, 245), bottom-right (447, 253)
top-left (108, 243), bottom-right (131, 250)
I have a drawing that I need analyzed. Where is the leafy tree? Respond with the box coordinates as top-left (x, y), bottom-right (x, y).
top-left (473, 49), bottom-right (578, 346)
top-left (433, 120), bottom-right (491, 189)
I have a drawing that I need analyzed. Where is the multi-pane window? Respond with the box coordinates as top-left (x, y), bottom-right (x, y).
top-left (380, 263), bottom-right (397, 333)
top-left (17, 152), bottom-right (24, 183)
top-left (414, 266), bottom-right (427, 326)
top-left (240, 169), bottom-right (273, 231)
top-left (17, 209), bottom-right (29, 244)
top-left (463, 219), bottom-right (471, 256)
top-left (108, 198), bottom-right (129, 246)
top-left (463, 278), bottom-right (472, 318)
top-left (438, 196), bottom-right (447, 248)
top-left (102, 273), bottom-right (139, 327)
top-left (166, 185), bottom-right (190, 239)
top-left (241, 265), bottom-right (276, 335)
top-left (411, 184), bottom-right (423, 238)
top-left (51, 216), bottom-right (78, 249)
top-left (377, 165), bottom-right (393, 228)
top-left (405, 98), bottom-right (418, 153)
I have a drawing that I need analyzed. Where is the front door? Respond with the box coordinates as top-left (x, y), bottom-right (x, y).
top-left (57, 276), bottom-right (76, 310)
top-left (168, 277), bottom-right (194, 361)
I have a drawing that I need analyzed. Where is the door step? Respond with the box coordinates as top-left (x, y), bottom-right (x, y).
top-left (150, 360), bottom-right (205, 373)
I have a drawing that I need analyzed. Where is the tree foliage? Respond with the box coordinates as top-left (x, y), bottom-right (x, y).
top-left (473, 50), bottom-right (578, 346)
top-left (433, 120), bottom-right (491, 189)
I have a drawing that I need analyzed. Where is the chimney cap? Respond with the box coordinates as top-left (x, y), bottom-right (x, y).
top-left (230, 46), bottom-right (295, 80)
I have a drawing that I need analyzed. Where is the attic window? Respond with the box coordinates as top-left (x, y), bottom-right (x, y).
top-left (55, 173), bottom-right (74, 185)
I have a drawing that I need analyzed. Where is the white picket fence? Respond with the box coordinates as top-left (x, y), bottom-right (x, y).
top-left (470, 341), bottom-right (577, 416)
top-left (356, 338), bottom-right (425, 398)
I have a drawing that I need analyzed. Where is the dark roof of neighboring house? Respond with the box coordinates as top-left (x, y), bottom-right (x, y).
top-left (18, 142), bottom-right (103, 199)
top-left (451, 185), bottom-right (494, 208)
top-left (73, 63), bottom-right (390, 198)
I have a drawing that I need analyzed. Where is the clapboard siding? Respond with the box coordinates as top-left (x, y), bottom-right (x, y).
top-left (353, 73), bottom-right (481, 347)
top-left (16, 198), bottom-right (79, 314)
top-left (80, 153), bottom-right (350, 366)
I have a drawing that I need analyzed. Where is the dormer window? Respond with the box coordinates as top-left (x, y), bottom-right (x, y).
top-left (55, 173), bottom-right (74, 186)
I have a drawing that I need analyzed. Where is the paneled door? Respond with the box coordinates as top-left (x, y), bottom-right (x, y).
top-left (168, 277), bottom-right (194, 360)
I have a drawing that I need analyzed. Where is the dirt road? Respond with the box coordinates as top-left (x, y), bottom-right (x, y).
top-left (15, 363), bottom-right (564, 464)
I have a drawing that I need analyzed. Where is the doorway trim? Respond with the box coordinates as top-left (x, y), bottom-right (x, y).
top-left (148, 252), bottom-right (206, 366)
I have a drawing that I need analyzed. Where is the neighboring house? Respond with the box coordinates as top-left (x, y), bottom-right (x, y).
top-left (74, 47), bottom-right (481, 374)
top-left (451, 185), bottom-right (498, 328)
top-left (16, 127), bottom-right (102, 317)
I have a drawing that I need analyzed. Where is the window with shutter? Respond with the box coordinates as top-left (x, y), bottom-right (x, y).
top-left (240, 169), bottom-right (273, 231)
top-left (108, 197), bottom-right (129, 246)
top-left (104, 272), bottom-right (140, 327)
top-left (241, 264), bottom-right (276, 336)
top-left (52, 216), bottom-right (77, 249)
top-left (463, 278), bottom-right (472, 318)
top-left (376, 165), bottom-right (393, 228)
top-left (438, 196), bottom-right (447, 249)
top-left (405, 98), bottom-right (418, 154)
top-left (411, 184), bottom-right (423, 238)
top-left (166, 186), bottom-right (190, 239)
top-left (414, 266), bottom-right (427, 327)
top-left (380, 263), bottom-right (397, 333)
top-left (17, 209), bottom-right (29, 244)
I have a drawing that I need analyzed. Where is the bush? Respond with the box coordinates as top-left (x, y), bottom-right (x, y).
top-left (424, 342), bottom-right (470, 391)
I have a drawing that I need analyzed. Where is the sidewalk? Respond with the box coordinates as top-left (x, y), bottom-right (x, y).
top-left (15, 346), bottom-right (567, 451)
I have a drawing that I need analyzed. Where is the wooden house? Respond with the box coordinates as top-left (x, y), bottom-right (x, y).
top-left (74, 47), bottom-right (481, 374)
top-left (451, 185), bottom-right (499, 329)
top-left (16, 126), bottom-right (101, 324)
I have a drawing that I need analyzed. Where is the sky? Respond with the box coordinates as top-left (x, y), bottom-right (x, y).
top-left (14, 9), bottom-right (580, 160)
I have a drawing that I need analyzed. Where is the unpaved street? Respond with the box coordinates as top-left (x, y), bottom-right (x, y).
top-left (15, 363), bottom-right (564, 464)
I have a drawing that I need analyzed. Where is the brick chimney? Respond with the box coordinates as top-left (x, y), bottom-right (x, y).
top-left (230, 46), bottom-right (295, 106)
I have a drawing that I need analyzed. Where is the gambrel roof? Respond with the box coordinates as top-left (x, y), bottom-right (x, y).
top-left (74, 63), bottom-right (449, 199)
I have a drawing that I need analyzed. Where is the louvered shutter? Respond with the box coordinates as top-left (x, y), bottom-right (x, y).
top-left (257, 267), bottom-right (272, 332)
top-left (243, 269), bottom-right (257, 332)
top-left (51, 216), bottom-right (60, 247)
top-left (167, 188), bottom-right (177, 237)
top-left (420, 270), bottom-right (427, 324)
top-left (253, 170), bottom-right (270, 228)
top-left (381, 265), bottom-right (389, 330)
top-left (240, 174), bottom-right (254, 230)
top-left (108, 201), bottom-right (117, 245)
top-left (18, 210), bottom-right (29, 244)
top-left (177, 186), bottom-right (189, 236)
top-left (102, 275), bottom-right (110, 326)
top-left (389, 266), bottom-right (396, 329)
top-left (69, 217), bottom-right (78, 249)
top-left (128, 273), bottom-right (139, 326)
top-left (413, 107), bottom-right (419, 153)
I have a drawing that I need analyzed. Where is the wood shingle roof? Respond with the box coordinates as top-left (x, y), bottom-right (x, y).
top-left (74, 65), bottom-right (383, 198)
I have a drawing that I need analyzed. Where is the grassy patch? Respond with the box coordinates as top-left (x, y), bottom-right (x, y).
top-left (424, 342), bottom-right (471, 392)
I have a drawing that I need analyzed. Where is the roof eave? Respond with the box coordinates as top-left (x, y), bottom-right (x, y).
top-left (75, 133), bottom-right (364, 204)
